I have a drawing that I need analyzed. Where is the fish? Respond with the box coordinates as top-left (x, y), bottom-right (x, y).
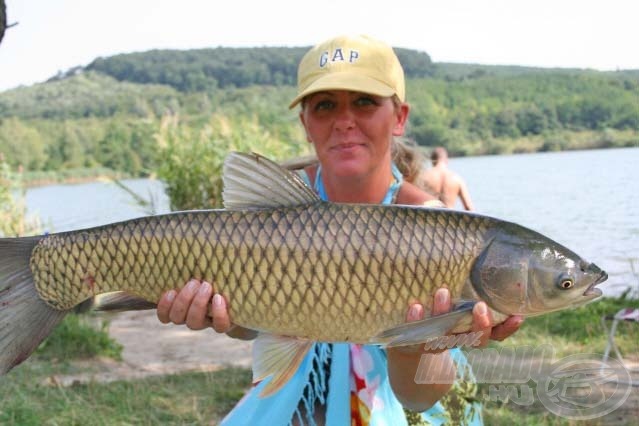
top-left (0, 152), bottom-right (607, 396)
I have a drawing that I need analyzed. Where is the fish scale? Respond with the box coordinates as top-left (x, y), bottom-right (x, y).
top-left (29, 203), bottom-right (491, 342)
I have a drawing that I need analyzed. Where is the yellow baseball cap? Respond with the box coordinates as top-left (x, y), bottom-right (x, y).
top-left (289, 34), bottom-right (406, 109)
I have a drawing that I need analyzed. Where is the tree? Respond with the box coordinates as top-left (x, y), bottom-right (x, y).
top-left (96, 121), bottom-right (142, 173)
top-left (578, 99), bottom-right (613, 130)
top-left (0, 117), bottom-right (47, 169)
top-left (516, 106), bottom-right (548, 135)
top-left (0, 0), bottom-right (19, 48)
top-left (0, 0), bottom-right (6, 45)
top-left (492, 109), bottom-right (521, 138)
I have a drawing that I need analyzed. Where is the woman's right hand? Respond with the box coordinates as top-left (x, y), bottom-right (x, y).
top-left (157, 279), bottom-right (232, 332)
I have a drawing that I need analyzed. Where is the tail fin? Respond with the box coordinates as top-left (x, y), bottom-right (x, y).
top-left (0, 236), bottom-right (68, 375)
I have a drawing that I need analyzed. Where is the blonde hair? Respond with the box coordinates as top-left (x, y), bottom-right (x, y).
top-left (388, 95), bottom-right (426, 183)
top-left (392, 137), bottom-right (425, 183)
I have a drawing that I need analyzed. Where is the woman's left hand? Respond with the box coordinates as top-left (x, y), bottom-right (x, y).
top-left (401, 287), bottom-right (523, 351)
top-left (386, 287), bottom-right (523, 411)
top-left (468, 294), bottom-right (524, 347)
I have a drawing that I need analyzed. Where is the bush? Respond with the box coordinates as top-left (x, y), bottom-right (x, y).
top-left (36, 313), bottom-right (122, 361)
top-left (156, 113), bottom-right (308, 210)
top-left (0, 156), bottom-right (41, 236)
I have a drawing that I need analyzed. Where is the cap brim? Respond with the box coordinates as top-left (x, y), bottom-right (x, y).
top-left (288, 72), bottom-right (396, 109)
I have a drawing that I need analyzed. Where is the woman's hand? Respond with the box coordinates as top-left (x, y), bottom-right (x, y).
top-left (157, 279), bottom-right (257, 340)
top-left (426, 288), bottom-right (523, 348)
top-left (387, 287), bottom-right (524, 412)
top-left (400, 287), bottom-right (524, 351)
top-left (468, 293), bottom-right (523, 346)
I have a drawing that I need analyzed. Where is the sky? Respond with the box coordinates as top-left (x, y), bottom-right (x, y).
top-left (1, 0), bottom-right (638, 92)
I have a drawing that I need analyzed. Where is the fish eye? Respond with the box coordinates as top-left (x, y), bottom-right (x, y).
top-left (559, 278), bottom-right (574, 289)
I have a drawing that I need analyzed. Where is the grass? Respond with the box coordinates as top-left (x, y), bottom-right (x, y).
top-left (499, 291), bottom-right (639, 358)
top-left (1, 292), bottom-right (637, 425)
top-left (479, 373), bottom-right (638, 426)
top-left (474, 288), bottom-right (639, 426)
top-left (483, 404), bottom-right (571, 425)
top-left (0, 365), bottom-right (251, 425)
top-left (0, 312), bottom-right (250, 425)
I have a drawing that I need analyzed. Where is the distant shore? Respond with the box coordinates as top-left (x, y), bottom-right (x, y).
top-left (22, 168), bottom-right (133, 188)
top-left (20, 142), bottom-right (639, 189)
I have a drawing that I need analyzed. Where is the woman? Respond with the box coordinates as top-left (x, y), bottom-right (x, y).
top-left (157, 35), bottom-right (522, 425)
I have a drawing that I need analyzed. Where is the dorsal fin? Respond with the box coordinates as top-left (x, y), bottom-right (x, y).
top-left (222, 152), bottom-right (320, 209)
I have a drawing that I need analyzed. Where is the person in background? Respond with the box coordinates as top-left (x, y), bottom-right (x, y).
top-left (419, 146), bottom-right (475, 211)
top-left (156, 34), bottom-right (521, 425)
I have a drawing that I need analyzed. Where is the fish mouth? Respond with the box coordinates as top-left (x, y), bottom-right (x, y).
top-left (583, 269), bottom-right (608, 297)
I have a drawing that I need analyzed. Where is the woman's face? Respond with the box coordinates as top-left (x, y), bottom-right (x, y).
top-left (299, 90), bottom-right (409, 179)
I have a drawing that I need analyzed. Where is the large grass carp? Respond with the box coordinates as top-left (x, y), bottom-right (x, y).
top-left (0, 152), bottom-right (606, 395)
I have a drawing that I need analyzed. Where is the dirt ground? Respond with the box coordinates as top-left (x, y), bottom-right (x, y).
top-left (47, 310), bottom-right (253, 386)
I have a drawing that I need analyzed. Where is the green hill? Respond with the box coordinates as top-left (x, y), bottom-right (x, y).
top-left (79, 47), bottom-right (434, 91)
top-left (0, 46), bottom-right (637, 179)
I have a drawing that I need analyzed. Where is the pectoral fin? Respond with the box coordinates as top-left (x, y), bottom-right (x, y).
top-left (87, 291), bottom-right (157, 312)
top-left (371, 301), bottom-right (477, 347)
top-left (252, 333), bottom-right (313, 397)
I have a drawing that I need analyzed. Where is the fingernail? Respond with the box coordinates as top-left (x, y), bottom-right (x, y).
top-left (213, 294), bottom-right (224, 308)
top-left (198, 281), bottom-right (211, 294)
top-left (436, 288), bottom-right (449, 304)
top-left (475, 302), bottom-right (487, 315)
top-left (409, 305), bottom-right (421, 320)
top-left (166, 290), bottom-right (176, 302)
top-left (185, 279), bottom-right (198, 291)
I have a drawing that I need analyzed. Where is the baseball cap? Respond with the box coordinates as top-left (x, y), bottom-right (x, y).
top-left (289, 35), bottom-right (406, 109)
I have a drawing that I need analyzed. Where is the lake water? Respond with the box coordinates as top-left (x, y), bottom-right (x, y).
top-left (25, 147), bottom-right (639, 298)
